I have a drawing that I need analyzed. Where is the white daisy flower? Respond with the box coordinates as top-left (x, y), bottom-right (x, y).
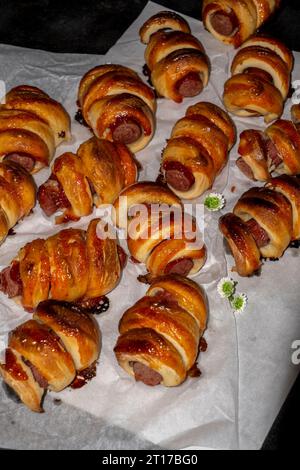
top-left (230, 293), bottom-right (248, 313)
top-left (217, 277), bottom-right (236, 299)
top-left (204, 193), bottom-right (226, 212)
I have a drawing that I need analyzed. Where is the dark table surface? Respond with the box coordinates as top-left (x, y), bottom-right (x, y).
top-left (0, 0), bottom-right (299, 450)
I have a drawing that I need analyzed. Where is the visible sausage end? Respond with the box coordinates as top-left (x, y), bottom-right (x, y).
top-left (38, 178), bottom-right (69, 217)
top-left (236, 157), bottom-right (255, 180)
top-left (177, 72), bottom-right (203, 98)
top-left (164, 258), bottom-right (194, 276)
top-left (245, 219), bottom-right (270, 248)
top-left (112, 120), bottom-right (142, 145)
top-left (131, 362), bottom-right (162, 386)
top-left (163, 161), bottom-right (195, 192)
top-left (4, 153), bottom-right (35, 172)
top-left (210, 11), bottom-right (238, 37)
top-left (0, 262), bottom-right (22, 298)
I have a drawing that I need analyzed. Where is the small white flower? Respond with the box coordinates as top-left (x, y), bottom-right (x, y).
top-left (230, 293), bottom-right (248, 313)
top-left (217, 277), bottom-right (236, 299)
top-left (204, 193), bottom-right (226, 212)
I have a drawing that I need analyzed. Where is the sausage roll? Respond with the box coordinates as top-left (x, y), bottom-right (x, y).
top-left (0, 300), bottom-right (101, 412)
top-left (113, 182), bottom-right (207, 277)
top-left (0, 160), bottom-right (36, 244)
top-left (139, 11), bottom-right (210, 102)
top-left (114, 274), bottom-right (207, 387)
top-left (237, 111), bottom-right (300, 181)
top-left (291, 104), bottom-right (300, 131)
top-left (219, 175), bottom-right (300, 276)
top-left (77, 64), bottom-right (156, 153)
top-left (160, 102), bottom-right (236, 199)
top-left (202, 0), bottom-right (281, 48)
top-left (223, 36), bottom-right (293, 123)
top-left (0, 86), bottom-right (71, 172)
top-left (0, 218), bottom-right (126, 311)
top-left (38, 137), bottom-right (138, 223)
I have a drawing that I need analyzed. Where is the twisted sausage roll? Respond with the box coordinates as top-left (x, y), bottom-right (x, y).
top-left (219, 175), bottom-right (300, 276)
top-left (291, 104), bottom-right (300, 130)
top-left (223, 36), bottom-right (293, 123)
top-left (202, 0), bottom-right (281, 48)
top-left (0, 300), bottom-right (101, 412)
top-left (114, 274), bottom-right (207, 387)
top-left (139, 11), bottom-right (210, 102)
top-left (77, 65), bottom-right (156, 153)
top-left (0, 160), bottom-right (36, 244)
top-left (237, 113), bottom-right (300, 181)
top-left (160, 102), bottom-right (236, 199)
top-left (0, 86), bottom-right (71, 172)
top-left (113, 182), bottom-right (207, 277)
top-left (38, 137), bottom-right (138, 223)
top-left (0, 218), bottom-right (126, 311)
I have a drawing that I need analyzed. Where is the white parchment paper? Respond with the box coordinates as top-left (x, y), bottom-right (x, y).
top-left (0, 1), bottom-right (299, 450)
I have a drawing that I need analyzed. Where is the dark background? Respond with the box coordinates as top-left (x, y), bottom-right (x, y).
top-left (0, 0), bottom-right (299, 450)
top-left (0, 0), bottom-right (299, 53)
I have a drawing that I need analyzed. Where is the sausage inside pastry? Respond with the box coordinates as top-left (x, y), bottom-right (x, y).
top-left (0, 300), bottom-right (101, 412)
top-left (140, 11), bottom-right (210, 102)
top-left (219, 176), bottom-right (300, 276)
top-left (202, 0), bottom-right (282, 48)
top-left (0, 86), bottom-right (71, 172)
top-left (114, 274), bottom-right (207, 387)
top-left (77, 65), bottom-right (156, 153)
top-left (161, 102), bottom-right (236, 199)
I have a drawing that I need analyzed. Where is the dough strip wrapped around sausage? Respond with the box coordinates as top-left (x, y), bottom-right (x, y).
top-left (161, 102), bottom-right (236, 199)
top-left (114, 274), bottom-right (207, 387)
top-left (202, 0), bottom-right (281, 48)
top-left (237, 108), bottom-right (300, 181)
top-left (77, 65), bottom-right (156, 153)
top-left (219, 175), bottom-right (300, 276)
top-left (0, 85), bottom-right (71, 172)
top-left (0, 160), bottom-right (36, 244)
top-left (139, 11), bottom-right (210, 102)
top-left (0, 300), bottom-right (101, 412)
top-left (113, 182), bottom-right (207, 277)
top-left (38, 137), bottom-right (138, 223)
top-left (0, 218), bottom-right (126, 311)
top-left (223, 35), bottom-right (293, 123)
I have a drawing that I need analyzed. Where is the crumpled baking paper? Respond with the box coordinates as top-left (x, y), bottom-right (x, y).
top-left (0, 1), bottom-right (299, 450)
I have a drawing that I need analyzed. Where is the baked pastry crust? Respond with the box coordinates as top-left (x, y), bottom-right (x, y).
top-left (1, 218), bottom-right (124, 310)
top-left (0, 301), bottom-right (101, 412)
top-left (220, 176), bottom-right (300, 275)
top-left (161, 102), bottom-right (236, 199)
top-left (0, 160), bottom-right (36, 244)
top-left (78, 65), bottom-right (156, 153)
top-left (202, 0), bottom-right (281, 47)
top-left (140, 11), bottom-right (210, 102)
top-left (114, 275), bottom-right (207, 387)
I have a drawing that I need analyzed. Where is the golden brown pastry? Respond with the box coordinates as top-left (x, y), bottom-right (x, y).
top-left (38, 137), bottom-right (138, 223)
top-left (219, 175), bottom-right (300, 276)
top-left (0, 300), bottom-right (101, 412)
top-left (113, 182), bottom-right (207, 277)
top-left (160, 102), bottom-right (236, 199)
top-left (291, 103), bottom-right (300, 131)
top-left (0, 86), bottom-right (71, 172)
top-left (114, 274), bottom-right (207, 387)
top-left (266, 175), bottom-right (300, 240)
top-left (140, 11), bottom-right (210, 102)
top-left (0, 218), bottom-right (126, 311)
top-left (202, 0), bottom-right (281, 47)
top-left (0, 160), bottom-right (36, 244)
top-left (237, 109), bottom-right (300, 181)
top-left (77, 64), bottom-right (156, 153)
top-left (223, 35), bottom-right (293, 123)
